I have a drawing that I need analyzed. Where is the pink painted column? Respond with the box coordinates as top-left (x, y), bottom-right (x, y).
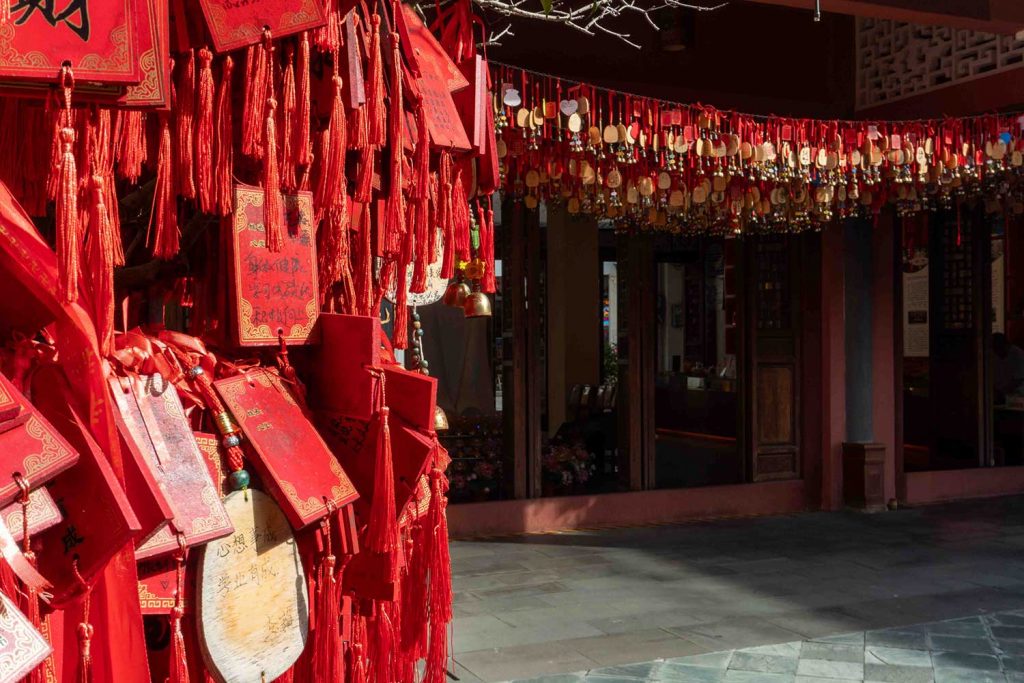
top-left (820, 222), bottom-right (847, 511)
top-left (872, 212), bottom-right (898, 505)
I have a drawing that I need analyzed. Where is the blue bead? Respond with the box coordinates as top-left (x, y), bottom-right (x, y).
top-left (230, 469), bottom-right (251, 490)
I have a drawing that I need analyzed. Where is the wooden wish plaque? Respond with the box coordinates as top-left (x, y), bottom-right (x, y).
top-left (111, 374), bottom-right (233, 560)
top-left (231, 184), bottom-right (319, 347)
top-left (0, 591), bottom-right (51, 683)
top-left (197, 489), bottom-right (308, 683)
top-left (197, 0), bottom-right (325, 53)
top-left (214, 369), bottom-right (358, 529)
top-left (0, 0), bottom-right (142, 82)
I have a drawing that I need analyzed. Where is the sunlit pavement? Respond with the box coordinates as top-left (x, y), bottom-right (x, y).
top-left (449, 496), bottom-right (1024, 682)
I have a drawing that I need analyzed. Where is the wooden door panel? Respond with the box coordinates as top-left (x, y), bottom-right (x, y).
top-left (756, 364), bottom-right (795, 445)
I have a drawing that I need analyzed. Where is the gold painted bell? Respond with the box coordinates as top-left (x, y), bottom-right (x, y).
top-left (433, 405), bottom-right (449, 432)
top-left (463, 291), bottom-right (492, 318)
top-left (443, 280), bottom-right (470, 307)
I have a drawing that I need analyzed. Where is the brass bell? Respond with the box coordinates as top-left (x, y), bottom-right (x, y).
top-left (463, 291), bottom-right (492, 318)
top-left (443, 280), bottom-right (470, 307)
top-left (433, 405), bottom-right (449, 432)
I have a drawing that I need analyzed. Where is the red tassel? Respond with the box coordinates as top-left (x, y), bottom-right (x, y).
top-left (438, 152), bottom-right (455, 279)
top-left (263, 96), bottom-right (284, 252)
top-left (348, 610), bottom-right (369, 683)
top-left (310, 519), bottom-right (343, 683)
top-left (368, 403), bottom-right (398, 558)
top-left (364, 14), bottom-right (385, 148)
top-left (215, 56), bottom-right (235, 216)
top-left (87, 172), bottom-right (116, 356)
top-left (316, 75), bottom-right (348, 212)
top-left (176, 50), bottom-right (197, 200)
top-left (242, 39), bottom-right (269, 158)
top-left (424, 467), bottom-right (452, 683)
top-left (56, 122), bottom-right (80, 304)
top-left (410, 98), bottom-right (430, 293)
top-left (369, 602), bottom-right (395, 682)
top-left (400, 522), bottom-right (429, 659)
top-left (452, 165), bottom-right (470, 261)
top-left (77, 590), bottom-right (94, 683)
top-left (296, 33), bottom-right (313, 166)
top-left (149, 114), bottom-right (179, 259)
top-left (382, 32), bottom-right (405, 257)
top-left (312, 0), bottom-right (341, 52)
top-left (168, 547), bottom-right (190, 683)
top-left (354, 203), bottom-right (373, 316)
top-left (280, 44), bottom-right (298, 193)
top-left (481, 198), bottom-right (496, 293)
top-left (318, 206), bottom-right (354, 308)
top-left (196, 47), bottom-right (216, 212)
top-left (114, 110), bottom-right (147, 184)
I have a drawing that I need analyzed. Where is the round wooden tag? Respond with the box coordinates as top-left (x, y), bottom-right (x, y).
top-left (198, 490), bottom-right (308, 683)
top-left (567, 113), bottom-right (582, 133)
top-left (606, 168), bottom-right (622, 189)
top-left (657, 172), bottom-right (672, 190)
top-left (603, 125), bottom-right (619, 144)
top-left (576, 96), bottom-right (590, 115)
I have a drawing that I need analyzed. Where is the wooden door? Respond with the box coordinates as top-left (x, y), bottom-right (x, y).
top-left (749, 236), bottom-right (801, 481)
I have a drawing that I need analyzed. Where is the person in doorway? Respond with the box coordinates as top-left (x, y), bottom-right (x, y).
top-left (994, 333), bottom-right (1024, 403)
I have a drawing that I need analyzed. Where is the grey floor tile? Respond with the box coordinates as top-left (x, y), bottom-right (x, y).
top-left (799, 642), bottom-right (864, 663)
top-left (933, 671), bottom-right (1007, 683)
top-left (722, 671), bottom-right (796, 683)
top-left (864, 647), bottom-right (932, 668)
top-left (663, 651), bottom-right (734, 670)
top-left (795, 659), bottom-right (864, 679)
top-left (728, 652), bottom-right (798, 675)
top-left (931, 651), bottom-right (1001, 670)
top-left (866, 630), bottom-right (930, 651)
top-left (863, 663), bottom-right (934, 683)
top-left (928, 634), bottom-right (996, 654)
top-left (655, 664), bottom-right (727, 682)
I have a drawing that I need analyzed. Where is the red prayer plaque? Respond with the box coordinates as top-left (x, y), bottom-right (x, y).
top-left (214, 369), bottom-right (358, 530)
top-left (137, 555), bottom-right (186, 615)
top-left (195, 432), bottom-right (230, 496)
top-left (111, 374), bottom-right (233, 560)
top-left (231, 184), bottom-right (320, 347)
top-left (0, 372), bottom-right (78, 509)
top-left (0, 0), bottom-right (142, 83)
top-left (197, 0), bottom-right (326, 53)
top-left (28, 398), bottom-right (140, 605)
top-left (0, 591), bottom-right (51, 682)
top-left (310, 314), bottom-right (381, 421)
top-left (0, 486), bottom-right (62, 544)
top-left (120, 0), bottom-right (170, 108)
top-left (401, 4), bottom-right (470, 151)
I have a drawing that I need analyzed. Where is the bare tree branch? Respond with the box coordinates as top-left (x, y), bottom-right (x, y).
top-left (469, 0), bottom-right (727, 49)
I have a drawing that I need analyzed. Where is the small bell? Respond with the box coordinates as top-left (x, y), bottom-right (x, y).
top-left (443, 280), bottom-right (470, 307)
top-left (463, 291), bottom-right (492, 318)
top-left (433, 405), bottom-right (449, 432)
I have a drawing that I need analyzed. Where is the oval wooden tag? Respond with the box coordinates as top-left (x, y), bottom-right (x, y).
top-left (198, 490), bottom-right (308, 683)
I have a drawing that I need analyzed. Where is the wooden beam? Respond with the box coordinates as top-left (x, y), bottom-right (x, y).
top-left (744, 0), bottom-right (1024, 34)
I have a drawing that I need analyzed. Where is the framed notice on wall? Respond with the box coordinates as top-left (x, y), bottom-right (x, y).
top-left (903, 247), bottom-right (929, 358)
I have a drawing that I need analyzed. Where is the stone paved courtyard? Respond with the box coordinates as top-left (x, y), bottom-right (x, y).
top-left (506, 612), bottom-right (1024, 682)
top-left (449, 496), bottom-right (1024, 682)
